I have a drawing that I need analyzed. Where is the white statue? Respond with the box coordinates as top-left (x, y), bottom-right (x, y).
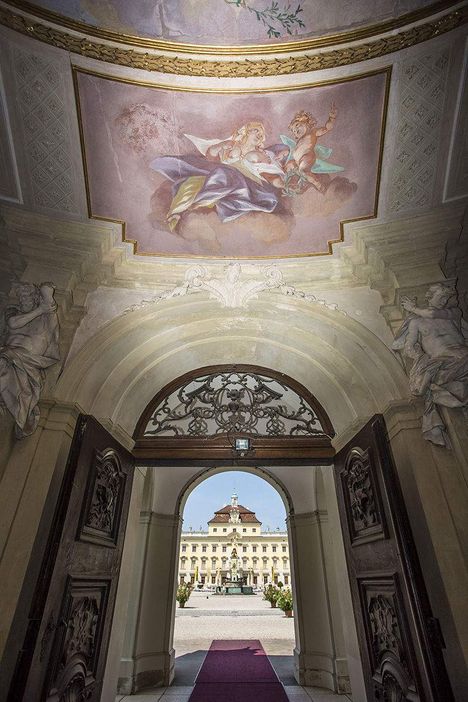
top-left (392, 282), bottom-right (468, 446)
top-left (0, 282), bottom-right (60, 438)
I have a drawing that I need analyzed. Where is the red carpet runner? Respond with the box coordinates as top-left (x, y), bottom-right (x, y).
top-left (188, 639), bottom-right (289, 702)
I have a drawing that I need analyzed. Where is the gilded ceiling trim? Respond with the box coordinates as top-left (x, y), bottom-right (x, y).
top-left (1, 0), bottom-right (460, 55)
top-left (0, 5), bottom-right (466, 76)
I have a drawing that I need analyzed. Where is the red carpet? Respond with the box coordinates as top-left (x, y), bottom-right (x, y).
top-left (188, 640), bottom-right (289, 702)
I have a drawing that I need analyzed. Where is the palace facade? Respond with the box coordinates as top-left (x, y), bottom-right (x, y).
top-left (179, 495), bottom-right (290, 587)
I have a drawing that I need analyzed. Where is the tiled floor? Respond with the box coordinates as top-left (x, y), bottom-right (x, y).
top-left (115, 685), bottom-right (352, 701)
top-left (115, 594), bottom-right (353, 701)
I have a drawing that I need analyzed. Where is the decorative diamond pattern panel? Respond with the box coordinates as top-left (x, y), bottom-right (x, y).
top-left (12, 47), bottom-right (78, 214)
top-left (389, 50), bottom-right (449, 213)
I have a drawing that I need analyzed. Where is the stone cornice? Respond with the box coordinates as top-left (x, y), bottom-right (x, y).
top-left (0, 2), bottom-right (466, 77)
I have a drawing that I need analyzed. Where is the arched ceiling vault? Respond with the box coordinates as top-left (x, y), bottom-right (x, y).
top-left (55, 296), bottom-right (409, 437)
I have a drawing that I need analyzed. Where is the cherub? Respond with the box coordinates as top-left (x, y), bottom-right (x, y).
top-left (279, 104), bottom-right (344, 194)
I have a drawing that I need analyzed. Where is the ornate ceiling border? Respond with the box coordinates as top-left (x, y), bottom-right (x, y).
top-left (0, 4), bottom-right (466, 77)
top-left (1, 0), bottom-right (461, 55)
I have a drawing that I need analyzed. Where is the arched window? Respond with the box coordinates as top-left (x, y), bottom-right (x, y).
top-left (134, 365), bottom-right (334, 464)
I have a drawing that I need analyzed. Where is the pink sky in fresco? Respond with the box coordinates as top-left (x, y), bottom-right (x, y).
top-left (77, 70), bottom-right (387, 258)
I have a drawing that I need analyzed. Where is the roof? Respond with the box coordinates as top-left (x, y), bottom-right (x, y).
top-left (208, 504), bottom-right (261, 524)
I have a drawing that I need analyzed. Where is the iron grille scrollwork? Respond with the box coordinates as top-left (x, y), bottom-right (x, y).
top-left (143, 371), bottom-right (326, 438)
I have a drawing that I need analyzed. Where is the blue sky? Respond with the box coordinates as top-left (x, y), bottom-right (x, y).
top-left (182, 471), bottom-right (287, 532)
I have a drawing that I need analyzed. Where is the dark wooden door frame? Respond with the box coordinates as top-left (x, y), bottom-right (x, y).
top-left (334, 414), bottom-right (453, 702)
top-left (7, 415), bottom-right (135, 702)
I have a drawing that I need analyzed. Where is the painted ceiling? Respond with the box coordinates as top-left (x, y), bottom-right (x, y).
top-left (11, 0), bottom-right (434, 45)
top-left (76, 69), bottom-right (388, 258)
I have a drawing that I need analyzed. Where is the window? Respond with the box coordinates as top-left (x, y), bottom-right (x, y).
top-left (233, 528), bottom-right (236, 532)
top-left (192, 545), bottom-right (197, 552)
top-left (213, 528), bottom-right (217, 532)
top-left (222, 546), bottom-right (227, 552)
top-left (272, 546), bottom-right (277, 553)
top-left (242, 546), bottom-right (247, 553)
top-left (212, 545), bottom-right (217, 552)
top-left (252, 546), bottom-right (257, 553)
top-left (223, 528), bottom-right (227, 532)
top-left (182, 544), bottom-right (187, 552)
top-left (252, 528), bottom-right (257, 532)
top-left (243, 528), bottom-right (247, 532)
top-left (282, 545), bottom-right (287, 552)
top-left (202, 545), bottom-right (207, 552)
top-left (262, 546), bottom-right (267, 553)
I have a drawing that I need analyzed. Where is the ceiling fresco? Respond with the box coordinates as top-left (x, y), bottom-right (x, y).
top-left (12, 0), bottom-right (434, 45)
top-left (75, 69), bottom-right (389, 258)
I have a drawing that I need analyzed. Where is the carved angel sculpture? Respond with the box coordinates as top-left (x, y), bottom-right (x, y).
top-left (0, 282), bottom-right (60, 438)
top-left (392, 282), bottom-right (468, 447)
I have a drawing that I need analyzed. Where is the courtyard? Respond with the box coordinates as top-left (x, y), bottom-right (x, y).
top-left (115, 591), bottom-right (353, 701)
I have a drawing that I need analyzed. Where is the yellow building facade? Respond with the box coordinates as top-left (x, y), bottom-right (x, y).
top-left (179, 495), bottom-right (290, 587)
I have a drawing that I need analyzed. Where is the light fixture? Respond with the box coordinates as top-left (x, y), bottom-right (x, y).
top-left (235, 438), bottom-right (250, 452)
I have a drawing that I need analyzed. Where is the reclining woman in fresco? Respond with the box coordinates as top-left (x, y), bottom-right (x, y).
top-left (150, 121), bottom-right (286, 230)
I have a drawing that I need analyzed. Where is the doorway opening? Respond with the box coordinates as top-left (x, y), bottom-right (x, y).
top-left (173, 469), bottom-right (296, 688)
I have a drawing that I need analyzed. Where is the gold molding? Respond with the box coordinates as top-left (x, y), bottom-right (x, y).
top-left (1, 0), bottom-right (461, 55)
top-left (72, 66), bottom-right (391, 260)
top-left (0, 5), bottom-right (466, 76)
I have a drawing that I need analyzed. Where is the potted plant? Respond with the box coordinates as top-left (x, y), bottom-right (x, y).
top-left (263, 583), bottom-right (280, 608)
top-left (176, 582), bottom-right (193, 608)
top-left (277, 587), bottom-right (293, 617)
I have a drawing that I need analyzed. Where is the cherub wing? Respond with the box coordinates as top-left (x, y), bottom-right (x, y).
top-left (280, 135), bottom-right (296, 149)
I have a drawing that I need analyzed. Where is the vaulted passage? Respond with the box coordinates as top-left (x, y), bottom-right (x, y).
top-left (1, 3), bottom-right (468, 701)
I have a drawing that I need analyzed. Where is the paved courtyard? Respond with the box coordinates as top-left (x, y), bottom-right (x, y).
top-left (116, 591), bottom-right (353, 702)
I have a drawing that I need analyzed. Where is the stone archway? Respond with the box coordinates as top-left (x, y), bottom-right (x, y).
top-left (111, 364), bottom-right (364, 697)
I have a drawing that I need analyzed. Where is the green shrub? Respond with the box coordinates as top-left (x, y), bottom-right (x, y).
top-left (176, 582), bottom-right (193, 606)
top-left (263, 583), bottom-right (280, 604)
top-left (276, 587), bottom-right (293, 612)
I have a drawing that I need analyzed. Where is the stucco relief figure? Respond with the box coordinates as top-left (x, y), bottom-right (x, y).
top-left (0, 283), bottom-right (60, 438)
top-left (392, 283), bottom-right (468, 446)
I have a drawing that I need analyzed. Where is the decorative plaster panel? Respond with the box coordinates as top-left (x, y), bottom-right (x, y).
top-left (444, 39), bottom-right (468, 201)
top-left (388, 48), bottom-right (450, 213)
top-left (0, 67), bottom-right (21, 202)
top-left (10, 43), bottom-right (81, 214)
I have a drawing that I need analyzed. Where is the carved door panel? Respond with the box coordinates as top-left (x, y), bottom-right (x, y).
top-left (9, 415), bottom-right (134, 702)
top-left (334, 415), bottom-right (452, 702)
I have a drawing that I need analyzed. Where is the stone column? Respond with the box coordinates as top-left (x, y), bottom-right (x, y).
top-left (288, 511), bottom-right (336, 690)
top-left (318, 467), bottom-right (366, 699)
top-left (102, 466), bottom-right (147, 701)
top-left (118, 511), bottom-right (181, 692)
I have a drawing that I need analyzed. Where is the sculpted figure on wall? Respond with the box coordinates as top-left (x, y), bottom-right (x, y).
top-left (0, 282), bottom-right (60, 438)
top-left (392, 282), bottom-right (468, 447)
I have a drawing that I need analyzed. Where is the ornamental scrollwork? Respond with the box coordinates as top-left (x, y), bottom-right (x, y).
top-left (79, 450), bottom-right (125, 546)
top-left (0, 7), bottom-right (466, 77)
top-left (344, 448), bottom-right (378, 534)
top-left (60, 596), bottom-right (99, 672)
top-left (368, 595), bottom-right (406, 670)
top-left (143, 370), bottom-right (327, 438)
top-left (85, 453), bottom-right (121, 534)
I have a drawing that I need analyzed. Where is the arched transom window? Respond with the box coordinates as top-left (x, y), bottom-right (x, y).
top-left (134, 365), bottom-right (334, 464)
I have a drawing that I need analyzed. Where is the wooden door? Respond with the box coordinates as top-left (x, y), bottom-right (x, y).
top-left (8, 415), bottom-right (134, 702)
top-left (334, 415), bottom-right (452, 702)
